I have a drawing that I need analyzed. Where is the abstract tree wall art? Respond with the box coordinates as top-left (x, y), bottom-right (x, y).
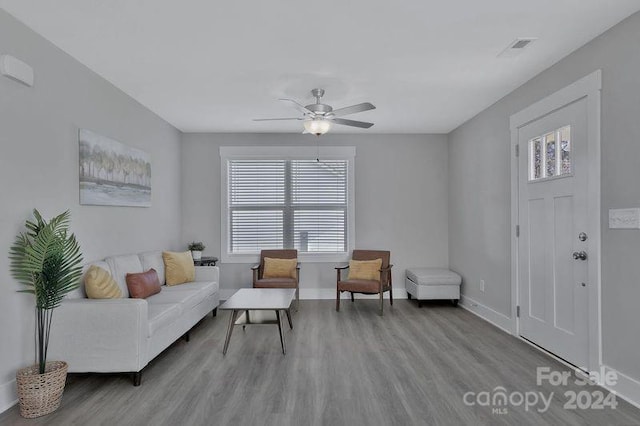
top-left (79, 129), bottom-right (151, 207)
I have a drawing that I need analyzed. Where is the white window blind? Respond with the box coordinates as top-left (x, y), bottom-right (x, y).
top-left (227, 159), bottom-right (349, 255)
top-left (291, 160), bottom-right (347, 253)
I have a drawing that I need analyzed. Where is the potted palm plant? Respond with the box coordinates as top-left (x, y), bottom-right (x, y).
top-left (9, 209), bottom-right (83, 418)
top-left (188, 241), bottom-right (205, 261)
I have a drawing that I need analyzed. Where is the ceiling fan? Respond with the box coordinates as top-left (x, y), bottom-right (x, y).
top-left (253, 88), bottom-right (376, 135)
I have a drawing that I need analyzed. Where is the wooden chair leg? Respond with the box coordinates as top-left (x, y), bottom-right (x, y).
top-left (389, 285), bottom-right (393, 306)
top-left (350, 292), bottom-right (354, 302)
top-left (296, 288), bottom-right (300, 312)
top-left (336, 288), bottom-right (340, 312)
top-left (379, 292), bottom-right (384, 316)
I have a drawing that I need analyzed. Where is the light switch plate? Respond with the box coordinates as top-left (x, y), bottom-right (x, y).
top-left (609, 208), bottom-right (640, 229)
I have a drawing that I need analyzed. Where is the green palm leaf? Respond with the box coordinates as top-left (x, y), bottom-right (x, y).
top-left (9, 209), bottom-right (83, 372)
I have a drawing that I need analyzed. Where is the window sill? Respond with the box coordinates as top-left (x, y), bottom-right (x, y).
top-left (221, 253), bottom-right (350, 264)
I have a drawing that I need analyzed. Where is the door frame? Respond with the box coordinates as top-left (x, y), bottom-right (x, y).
top-left (509, 70), bottom-right (602, 372)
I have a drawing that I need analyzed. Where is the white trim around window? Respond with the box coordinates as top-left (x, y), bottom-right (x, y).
top-left (220, 146), bottom-right (356, 264)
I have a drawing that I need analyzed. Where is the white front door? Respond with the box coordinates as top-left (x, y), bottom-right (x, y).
top-left (517, 97), bottom-right (590, 368)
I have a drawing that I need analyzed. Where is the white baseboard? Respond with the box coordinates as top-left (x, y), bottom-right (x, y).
top-left (219, 288), bottom-right (409, 301)
top-left (459, 294), bottom-right (512, 334)
top-left (601, 365), bottom-right (640, 410)
top-left (0, 379), bottom-right (16, 414)
top-left (300, 288), bottom-right (335, 300)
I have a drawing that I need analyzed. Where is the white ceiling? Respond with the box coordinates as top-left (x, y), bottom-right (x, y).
top-left (1, 1), bottom-right (639, 133)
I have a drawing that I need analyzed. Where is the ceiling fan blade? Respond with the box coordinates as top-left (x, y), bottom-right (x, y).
top-left (279, 98), bottom-right (314, 116)
top-left (253, 117), bottom-right (304, 121)
top-left (330, 102), bottom-right (376, 118)
top-left (331, 118), bottom-right (374, 129)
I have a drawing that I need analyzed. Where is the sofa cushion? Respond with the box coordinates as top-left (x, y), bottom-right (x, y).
top-left (85, 265), bottom-right (122, 299)
top-left (147, 287), bottom-right (204, 311)
top-left (163, 251), bottom-right (195, 286)
top-left (105, 254), bottom-right (144, 298)
top-left (139, 251), bottom-right (166, 285)
top-left (348, 258), bottom-right (382, 281)
top-left (126, 269), bottom-right (162, 299)
top-left (147, 303), bottom-right (181, 337)
top-left (162, 281), bottom-right (219, 297)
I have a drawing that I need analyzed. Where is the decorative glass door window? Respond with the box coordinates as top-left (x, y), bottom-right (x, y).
top-left (528, 126), bottom-right (571, 181)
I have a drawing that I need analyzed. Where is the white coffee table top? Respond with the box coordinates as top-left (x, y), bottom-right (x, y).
top-left (219, 288), bottom-right (296, 310)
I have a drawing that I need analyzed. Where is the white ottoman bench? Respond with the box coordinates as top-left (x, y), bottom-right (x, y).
top-left (405, 268), bottom-right (461, 307)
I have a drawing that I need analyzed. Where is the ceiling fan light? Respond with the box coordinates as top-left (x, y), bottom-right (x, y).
top-left (303, 118), bottom-right (332, 136)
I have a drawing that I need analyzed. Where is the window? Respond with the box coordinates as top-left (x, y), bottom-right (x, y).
top-left (221, 146), bottom-right (355, 263)
top-left (529, 126), bottom-right (571, 181)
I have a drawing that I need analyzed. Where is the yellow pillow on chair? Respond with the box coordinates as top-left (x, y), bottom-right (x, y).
top-left (263, 257), bottom-right (297, 279)
top-left (348, 259), bottom-right (382, 281)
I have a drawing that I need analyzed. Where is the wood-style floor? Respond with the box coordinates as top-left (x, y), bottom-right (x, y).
top-left (1, 299), bottom-right (639, 425)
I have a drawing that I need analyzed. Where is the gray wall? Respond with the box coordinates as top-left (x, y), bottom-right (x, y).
top-left (0, 9), bottom-right (182, 409)
top-left (448, 12), bottom-right (640, 380)
top-left (181, 133), bottom-right (449, 297)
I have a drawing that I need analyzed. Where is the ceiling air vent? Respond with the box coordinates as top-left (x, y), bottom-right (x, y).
top-left (498, 38), bottom-right (538, 58)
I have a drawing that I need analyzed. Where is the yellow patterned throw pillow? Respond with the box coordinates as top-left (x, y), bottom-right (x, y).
top-left (163, 251), bottom-right (196, 286)
top-left (348, 258), bottom-right (383, 281)
top-left (263, 257), bottom-right (298, 279)
top-left (85, 265), bottom-right (122, 299)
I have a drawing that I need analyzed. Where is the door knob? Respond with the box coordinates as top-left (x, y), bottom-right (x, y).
top-left (573, 251), bottom-right (587, 261)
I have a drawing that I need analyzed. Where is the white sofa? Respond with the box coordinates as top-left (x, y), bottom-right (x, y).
top-left (48, 251), bottom-right (220, 385)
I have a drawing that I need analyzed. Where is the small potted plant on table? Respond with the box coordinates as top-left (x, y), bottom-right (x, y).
top-left (188, 241), bottom-right (205, 261)
top-left (9, 209), bottom-right (83, 418)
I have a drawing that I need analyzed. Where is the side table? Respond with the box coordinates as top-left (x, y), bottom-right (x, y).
top-left (194, 256), bottom-right (218, 266)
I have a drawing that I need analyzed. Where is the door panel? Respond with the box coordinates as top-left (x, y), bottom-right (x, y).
top-left (553, 195), bottom-right (575, 333)
top-left (527, 198), bottom-right (546, 322)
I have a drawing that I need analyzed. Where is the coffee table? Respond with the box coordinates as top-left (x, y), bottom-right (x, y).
top-left (219, 288), bottom-right (295, 355)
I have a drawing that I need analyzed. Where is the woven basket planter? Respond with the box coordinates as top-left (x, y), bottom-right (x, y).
top-left (16, 361), bottom-right (68, 418)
